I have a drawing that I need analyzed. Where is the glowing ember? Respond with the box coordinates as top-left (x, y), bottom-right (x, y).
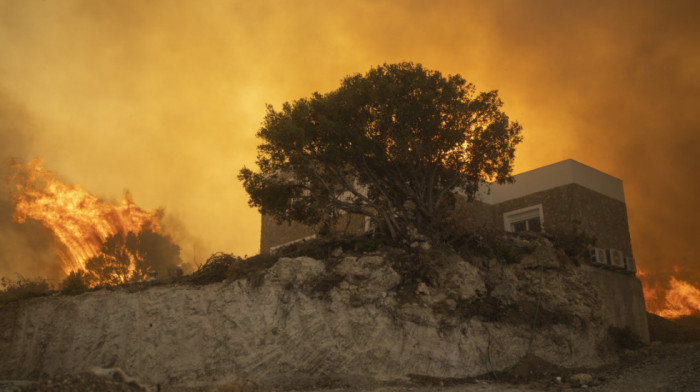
top-left (642, 272), bottom-right (700, 319)
top-left (9, 159), bottom-right (161, 280)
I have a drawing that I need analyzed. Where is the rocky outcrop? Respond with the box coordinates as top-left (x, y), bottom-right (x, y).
top-left (0, 238), bottom-right (641, 390)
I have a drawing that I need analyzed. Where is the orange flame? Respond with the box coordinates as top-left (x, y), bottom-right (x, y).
top-left (642, 269), bottom-right (700, 319)
top-left (9, 159), bottom-right (161, 279)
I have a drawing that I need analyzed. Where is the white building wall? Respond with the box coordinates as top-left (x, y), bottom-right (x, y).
top-left (477, 159), bottom-right (625, 204)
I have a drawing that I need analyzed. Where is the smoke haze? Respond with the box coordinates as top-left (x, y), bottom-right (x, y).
top-left (1, 0), bottom-right (699, 292)
top-left (0, 88), bottom-right (64, 280)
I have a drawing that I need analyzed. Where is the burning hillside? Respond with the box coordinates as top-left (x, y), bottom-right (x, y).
top-left (8, 159), bottom-right (181, 285)
top-left (641, 267), bottom-right (700, 319)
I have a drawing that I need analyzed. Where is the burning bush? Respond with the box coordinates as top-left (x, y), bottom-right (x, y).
top-left (8, 159), bottom-right (184, 288)
top-left (83, 229), bottom-right (182, 287)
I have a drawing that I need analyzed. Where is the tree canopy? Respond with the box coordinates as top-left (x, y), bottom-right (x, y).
top-left (239, 62), bottom-right (522, 241)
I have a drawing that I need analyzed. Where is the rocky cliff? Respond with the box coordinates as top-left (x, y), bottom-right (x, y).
top-left (0, 235), bottom-right (645, 390)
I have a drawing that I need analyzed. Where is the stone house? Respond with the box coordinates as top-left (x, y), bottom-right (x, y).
top-left (260, 159), bottom-right (635, 269)
top-left (258, 159), bottom-right (648, 342)
top-left (453, 159), bottom-right (635, 272)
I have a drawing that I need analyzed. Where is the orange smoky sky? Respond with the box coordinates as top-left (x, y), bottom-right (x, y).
top-left (1, 1), bottom-right (699, 286)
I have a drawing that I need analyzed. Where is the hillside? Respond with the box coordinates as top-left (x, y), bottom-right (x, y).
top-left (0, 233), bottom-right (650, 391)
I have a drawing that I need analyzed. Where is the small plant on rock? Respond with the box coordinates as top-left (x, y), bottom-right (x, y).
top-left (60, 270), bottom-right (90, 295)
top-left (0, 276), bottom-right (52, 304)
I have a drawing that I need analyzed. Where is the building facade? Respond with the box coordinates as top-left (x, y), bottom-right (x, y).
top-left (259, 159), bottom-right (648, 341)
top-left (261, 159), bottom-right (634, 266)
top-left (453, 159), bottom-right (635, 271)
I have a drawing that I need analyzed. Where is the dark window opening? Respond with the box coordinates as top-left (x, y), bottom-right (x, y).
top-left (511, 217), bottom-right (542, 232)
top-left (512, 221), bottom-right (527, 232)
top-left (527, 217), bottom-right (541, 232)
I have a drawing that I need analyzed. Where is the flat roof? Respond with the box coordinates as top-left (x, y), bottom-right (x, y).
top-left (476, 159), bottom-right (626, 204)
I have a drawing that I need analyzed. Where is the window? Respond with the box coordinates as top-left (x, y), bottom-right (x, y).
top-left (504, 204), bottom-right (543, 233)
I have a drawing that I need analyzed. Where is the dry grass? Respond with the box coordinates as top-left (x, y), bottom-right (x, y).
top-left (183, 252), bottom-right (280, 287)
top-left (185, 252), bottom-right (241, 285)
top-left (0, 276), bottom-right (53, 304)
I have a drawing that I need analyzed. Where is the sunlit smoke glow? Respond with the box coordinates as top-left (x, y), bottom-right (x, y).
top-left (0, 1), bottom-right (699, 288)
top-left (9, 159), bottom-right (162, 276)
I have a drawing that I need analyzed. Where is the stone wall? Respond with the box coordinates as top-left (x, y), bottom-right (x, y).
top-left (452, 197), bottom-right (498, 231)
top-left (492, 184), bottom-right (633, 255)
top-left (0, 246), bottom-right (646, 389)
top-left (260, 214), bottom-right (317, 254)
top-left (262, 184), bottom-right (634, 259)
top-left (452, 184), bottom-right (633, 257)
top-left (260, 213), bottom-right (367, 254)
top-left (583, 265), bottom-right (650, 342)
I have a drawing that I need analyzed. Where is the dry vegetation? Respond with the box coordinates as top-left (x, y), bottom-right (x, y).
top-left (0, 276), bottom-right (52, 305)
top-left (0, 228), bottom-right (608, 304)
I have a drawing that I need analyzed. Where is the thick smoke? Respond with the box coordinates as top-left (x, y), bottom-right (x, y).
top-left (0, 88), bottom-right (64, 281)
top-left (0, 0), bottom-right (698, 298)
top-left (479, 0), bottom-right (700, 289)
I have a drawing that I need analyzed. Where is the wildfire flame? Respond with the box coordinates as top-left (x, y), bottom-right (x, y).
top-left (641, 266), bottom-right (700, 319)
top-left (9, 159), bottom-right (162, 279)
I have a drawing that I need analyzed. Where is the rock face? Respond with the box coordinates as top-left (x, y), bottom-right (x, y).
top-left (0, 239), bottom-right (642, 389)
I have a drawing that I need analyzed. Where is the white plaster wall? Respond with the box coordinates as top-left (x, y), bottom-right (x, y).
top-left (477, 159), bottom-right (625, 204)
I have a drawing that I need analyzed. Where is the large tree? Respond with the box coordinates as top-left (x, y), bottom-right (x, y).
top-left (239, 62), bottom-right (522, 241)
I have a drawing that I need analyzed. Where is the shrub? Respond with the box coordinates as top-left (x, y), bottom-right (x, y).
top-left (450, 229), bottom-right (536, 264)
top-left (227, 254), bottom-right (279, 287)
top-left (0, 276), bottom-right (52, 304)
top-left (353, 237), bottom-right (383, 253)
top-left (608, 326), bottom-right (644, 350)
top-left (548, 228), bottom-right (596, 265)
top-left (61, 270), bottom-right (90, 295)
top-left (186, 253), bottom-right (241, 285)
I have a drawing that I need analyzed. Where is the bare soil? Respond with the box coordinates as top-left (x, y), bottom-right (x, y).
top-left (2, 340), bottom-right (699, 392)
